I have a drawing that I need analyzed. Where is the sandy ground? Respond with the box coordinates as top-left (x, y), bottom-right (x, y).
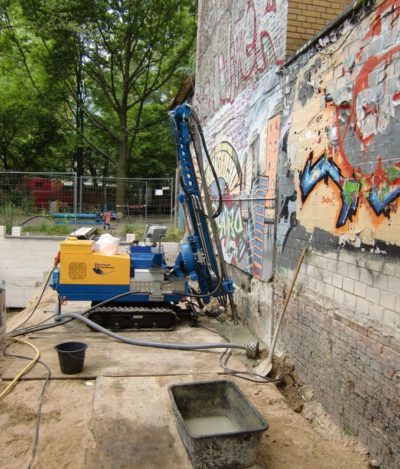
top-left (0, 295), bottom-right (370, 469)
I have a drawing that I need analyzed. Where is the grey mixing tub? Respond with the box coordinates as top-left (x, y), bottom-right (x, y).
top-left (169, 380), bottom-right (268, 469)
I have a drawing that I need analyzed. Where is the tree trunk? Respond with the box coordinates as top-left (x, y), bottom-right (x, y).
top-left (116, 133), bottom-right (129, 218)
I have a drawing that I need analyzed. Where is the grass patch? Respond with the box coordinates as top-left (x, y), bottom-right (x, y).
top-left (0, 202), bottom-right (25, 234)
top-left (124, 223), bottom-right (145, 240)
top-left (123, 224), bottom-right (183, 242)
top-left (165, 226), bottom-right (184, 242)
top-left (22, 223), bottom-right (73, 236)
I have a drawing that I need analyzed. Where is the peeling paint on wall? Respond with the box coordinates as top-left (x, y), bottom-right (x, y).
top-left (286, 0), bottom-right (400, 248)
top-left (196, 0), bottom-right (286, 280)
top-left (196, 3), bottom-right (400, 466)
top-left (196, 0), bottom-right (286, 120)
top-left (201, 71), bottom-right (282, 280)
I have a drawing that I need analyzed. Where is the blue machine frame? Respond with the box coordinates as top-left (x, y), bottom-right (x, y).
top-left (51, 103), bottom-right (234, 315)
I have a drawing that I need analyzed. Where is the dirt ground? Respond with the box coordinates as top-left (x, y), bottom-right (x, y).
top-left (0, 297), bottom-right (371, 469)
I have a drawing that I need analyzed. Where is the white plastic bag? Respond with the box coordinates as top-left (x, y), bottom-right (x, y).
top-left (94, 233), bottom-right (120, 255)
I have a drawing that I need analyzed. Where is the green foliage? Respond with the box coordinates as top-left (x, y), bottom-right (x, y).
top-left (0, 188), bottom-right (35, 212)
top-left (123, 223), bottom-right (183, 242)
top-left (165, 226), bottom-right (184, 242)
top-left (22, 222), bottom-right (72, 236)
top-left (0, 0), bottom-right (197, 181)
top-left (131, 102), bottom-right (178, 178)
top-left (123, 223), bottom-right (145, 240)
top-left (0, 202), bottom-right (23, 233)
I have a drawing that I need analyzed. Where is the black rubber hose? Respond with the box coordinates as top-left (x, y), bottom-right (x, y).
top-left (189, 109), bottom-right (223, 219)
top-left (61, 312), bottom-right (246, 351)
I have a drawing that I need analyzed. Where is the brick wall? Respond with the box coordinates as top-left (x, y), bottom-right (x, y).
top-left (277, 1), bottom-right (400, 466)
top-left (195, 1), bottom-right (400, 467)
top-left (274, 280), bottom-right (399, 466)
top-left (287, 0), bottom-right (353, 55)
top-left (196, 0), bottom-right (287, 120)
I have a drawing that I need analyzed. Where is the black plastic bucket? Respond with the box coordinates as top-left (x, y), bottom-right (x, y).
top-left (54, 341), bottom-right (88, 374)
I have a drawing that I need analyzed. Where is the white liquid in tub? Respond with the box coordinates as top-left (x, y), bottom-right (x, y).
top-left (185, 415), bottom-right (240, 436)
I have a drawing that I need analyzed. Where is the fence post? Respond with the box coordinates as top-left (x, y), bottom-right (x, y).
top-left (145, 182), bottom-right (148, 220)
top-left (103, 177), bottom-right (107, 212)
top-left (79, 176), bottom-right (83, 215)
top-left (73, 172), bottom-right (78, 228)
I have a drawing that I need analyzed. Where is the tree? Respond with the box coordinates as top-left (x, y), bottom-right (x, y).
top-left (0, 25), bottom-right (68, 171)
top-left (1, 0), bottom-right (196, 214)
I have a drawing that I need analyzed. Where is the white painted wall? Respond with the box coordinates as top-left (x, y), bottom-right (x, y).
top-left (0, 226), bottom-right (61, 307)
top-left (0, 226), bottom-right (179, 308)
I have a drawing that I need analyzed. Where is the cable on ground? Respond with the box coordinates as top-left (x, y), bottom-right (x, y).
top-left (0, 338), bottom-right (40, 399)
top-left (3, 342), bottom-right (51, 469)
top-left (7, 266), bottom-right (54, 334)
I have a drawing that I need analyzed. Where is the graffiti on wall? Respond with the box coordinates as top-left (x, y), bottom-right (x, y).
top-left (197, 0), bottom-right (285, 117)
top-left (300, 151), bottom-right (400, 228)
top-left (289, 0), bottom-right (400, 247)
top-left (205, 112), bottom-right (280, 280)
top-left (206, 142), bottom-right (246, 265)
top-left (196, 0), bottom-right (284, 278)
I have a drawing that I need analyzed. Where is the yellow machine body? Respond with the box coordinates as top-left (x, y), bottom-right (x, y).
top-left (59, 239), bottom-right (130, 286)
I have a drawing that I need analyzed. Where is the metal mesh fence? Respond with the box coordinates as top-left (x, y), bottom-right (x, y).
top-left (0, 171), bottom-right (77, 213)
top-left (78, 176), bottom-right (174, 222)
top-left (0, 171), bottom-right (175, 235)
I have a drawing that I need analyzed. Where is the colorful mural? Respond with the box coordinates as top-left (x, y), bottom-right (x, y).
top-left (204, 111), bottom-right (280, 280)
top-left (289, 0), bottom-right (400, 247)
top-left (206, 142), bottom-right (246, 266)
top-left (196, 0), bottom-right (286, 279)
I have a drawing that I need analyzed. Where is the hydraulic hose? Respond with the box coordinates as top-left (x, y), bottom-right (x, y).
top-left (61, 312), bottom-right (246, 352)
top-left (0, 338), bottom-right (40, 399)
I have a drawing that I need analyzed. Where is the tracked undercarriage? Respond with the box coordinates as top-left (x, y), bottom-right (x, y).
top-left (87, 303), bottom-right (178, 331)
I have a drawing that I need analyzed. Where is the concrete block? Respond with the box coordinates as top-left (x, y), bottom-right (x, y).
top-left (344, 292), bottom-right (357, 310)
top-left (365, 257), bottom-right (385, 273)
top-left (395, 296), bottom-right (400, 314)
top-left (343, 278), bottom-right (355, 294)
top-left (326, 258), bottom-right (338, 272)
top-left (368, 303), bottom-right (385, 324)
top-left (337, 261), bottom-right (348, 278)
top-left (334, 287), bottom-right (345, 304)
top-left (332, 273), bottom-right (343, 289)
top-left (380, 293), bottom-right (396, 312)
top-left (314, 279), bottom-right (325, 296)
top-left (388, 276), bottom-right (400, 294)
top-left (366, 287), bottom-right (380, 305)
top-left (374, 274), bottom-right (388, 292)
top-left (306, 277), bottom-right (317, 291)
top-left (356, 296), bottom-right (370, 316)
top-left (354, 281), bottom-right (367, 298)
top-left (313, 254), bottom-right (327, 270)
top-left (338, 249), bottom-right (355, 265)
top-left (325, 284), bottom-right (335, 299)
top-left (383, 309), bottom-right (399, 330)
top-left (382, 262), bottom-right (396, 276)
top-left (360, 269), bottom-right (373, 286)
top-left (313, 267), bottom-right (324, 281)
top-left (11, 226), bottom-right (21, 237)
top-left (346, 263), bottom-right (360, 281)
top-left (323, 269), bottom-right (333, 284)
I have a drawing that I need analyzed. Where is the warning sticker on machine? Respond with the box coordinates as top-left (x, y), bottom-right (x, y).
top-left (93, 263), bottom-right (115, 275)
